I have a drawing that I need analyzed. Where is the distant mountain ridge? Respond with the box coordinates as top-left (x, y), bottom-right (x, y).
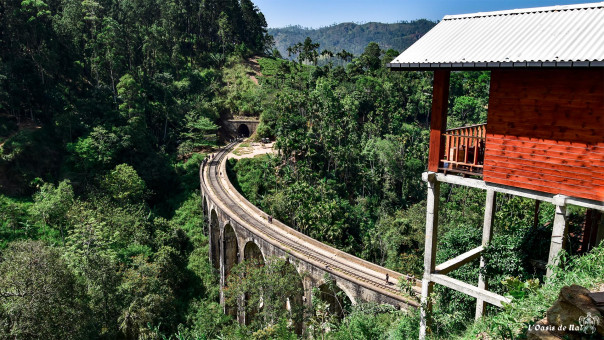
top-left (268, 20), bottom-right (437, 58)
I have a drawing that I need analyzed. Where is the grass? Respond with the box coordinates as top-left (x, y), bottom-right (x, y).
top-left (257, 57), bottom-right (314, 78)
top-left (458, 245), bottom-right (604, 339)
top-left (232, 143), bottom-right (252, 156)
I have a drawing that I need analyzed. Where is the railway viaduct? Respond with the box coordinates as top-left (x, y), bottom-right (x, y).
top-left (200, 143), bottom-right (420, 327)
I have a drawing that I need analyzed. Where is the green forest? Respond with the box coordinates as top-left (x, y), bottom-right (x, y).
top-left (1, 0), bottom-right (603, 339)
top-left (268, 21), bottom-right (436, 59)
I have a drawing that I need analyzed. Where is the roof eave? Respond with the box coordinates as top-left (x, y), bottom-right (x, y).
top-left (386, 61), bottom-right (604, 71)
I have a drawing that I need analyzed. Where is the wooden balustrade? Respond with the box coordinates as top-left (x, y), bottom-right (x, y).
top-left (440, 123), bottom-right (486, 176)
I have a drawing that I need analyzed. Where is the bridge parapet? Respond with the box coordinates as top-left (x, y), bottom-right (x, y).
top-left (200, 143), bottom-right (420, 325)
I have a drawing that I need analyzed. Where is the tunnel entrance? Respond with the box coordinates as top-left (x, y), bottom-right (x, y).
top-left (237, 124), bottom-right (250, 137)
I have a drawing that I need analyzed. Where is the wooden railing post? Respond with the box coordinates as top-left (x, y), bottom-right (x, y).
top-left (428, 70), bottom-right (450, 172)
top-left (440, 123), bottom-right (487, 176)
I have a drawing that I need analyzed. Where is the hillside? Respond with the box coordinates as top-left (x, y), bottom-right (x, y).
top-left (268, 20), bottom-right (436, 57)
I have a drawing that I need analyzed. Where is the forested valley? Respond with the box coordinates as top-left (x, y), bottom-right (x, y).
top-left (268, 20), bottom-right (436, 59)
top-left (1, 0), bottom-right (603, 339)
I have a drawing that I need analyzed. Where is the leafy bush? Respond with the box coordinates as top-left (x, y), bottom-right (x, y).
top-left (100, 164), bottom-right (147, 204)
top-left (0, 241), bottom-right (93, 339)
top-left (0, 117), bottom-right (17, 139)
top-left (461, 245), bottom-right (604, 339)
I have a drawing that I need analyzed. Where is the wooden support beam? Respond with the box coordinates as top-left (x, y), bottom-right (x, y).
top-left (476, 190), bottom-right (497, 319)
top-left (435, 246), bottom-right (483, 275)
top-left (428, 172), bottom-right (604, 212)
top-left (431, 274), bottom-right (511, 308)
top-left (428, 70), bottom-right (450, 172)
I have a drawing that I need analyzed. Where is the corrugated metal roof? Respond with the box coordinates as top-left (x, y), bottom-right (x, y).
top-left (387, 2), bottom-right (604, 69)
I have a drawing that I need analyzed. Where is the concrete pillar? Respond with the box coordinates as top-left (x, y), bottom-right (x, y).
top-left (420, 172), bottom-right (439, 340)
top-left (547, 195), bottom-right (568, 277)
top-left (475, 190), bottom-right (496, 319)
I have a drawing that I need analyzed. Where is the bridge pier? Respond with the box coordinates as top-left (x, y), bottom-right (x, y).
top-left (205, 205), bottom-right (416, 327)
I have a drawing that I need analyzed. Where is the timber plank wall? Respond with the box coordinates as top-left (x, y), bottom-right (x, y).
top-left (484, 68), bottom-right (604, 202)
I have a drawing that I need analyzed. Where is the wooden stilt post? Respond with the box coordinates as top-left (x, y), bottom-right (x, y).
top-left (428, 70), bottom-right (450, 172)
top-left (420, 172), bottom-right (439, 340)
top-left (597, 214), bottom-right (604, 248)
top-left (580, 209), bottom-right (602, 253)
top-left (532, 200), bottom-right (541, 230)
top-left (547, 195), bottom-right (568, 277)
top-left (420, 69), bottom-right (449, 340)
top-left (475, 190), bottom-right (496, 319)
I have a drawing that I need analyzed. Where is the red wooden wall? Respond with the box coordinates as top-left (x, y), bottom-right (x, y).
top-left (483, 68), bottom-right (604, 202)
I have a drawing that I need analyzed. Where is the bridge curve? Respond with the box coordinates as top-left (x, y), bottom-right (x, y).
top-left (200, 142), bottom-right (420, 323)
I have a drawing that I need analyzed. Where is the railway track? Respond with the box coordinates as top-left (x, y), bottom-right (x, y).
top-left (201, 142), bottom-right (421, 307)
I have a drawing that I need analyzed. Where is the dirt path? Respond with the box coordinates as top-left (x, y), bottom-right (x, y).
top-left (0, 119), bottom-right (41, 148)
top-left (244, 57), bottom-right (263, 85)
top-left (227, 140), bottom-right (275, 160)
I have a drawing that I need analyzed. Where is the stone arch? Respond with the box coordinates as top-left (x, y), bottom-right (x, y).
top-left (316, 280), bottom-right (353, 320)
top-left (223, 223), bottom-right (239, 280)
top-left (282, 259), bottom-right (305, 335)
top-left (242, 241), bottom-right (265, 326)
top-left (210, 209), bottom-right (220, 270)
top-left (223, 223), bottom-right (239, 317)
top-left (237, 124), bottom-right (250, 137)
top-left (243, 241), bottom-right (265, 263)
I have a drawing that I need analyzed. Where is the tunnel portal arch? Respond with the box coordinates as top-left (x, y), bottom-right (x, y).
top-left (237, 124), bottom-right (250, 137)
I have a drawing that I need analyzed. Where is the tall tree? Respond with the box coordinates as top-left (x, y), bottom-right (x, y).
top-left (0, 241), bottom-right (92, 339)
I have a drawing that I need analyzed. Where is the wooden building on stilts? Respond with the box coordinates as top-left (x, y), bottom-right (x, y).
top-left (387, 3), bottom-right (604, 339)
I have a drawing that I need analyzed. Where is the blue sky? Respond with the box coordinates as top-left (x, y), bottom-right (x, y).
top-left (253, 0), bottom-right (590, 28)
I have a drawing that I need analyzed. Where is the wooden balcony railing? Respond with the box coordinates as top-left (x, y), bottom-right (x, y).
top-left (440, 123), bottom-right (486, 177)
